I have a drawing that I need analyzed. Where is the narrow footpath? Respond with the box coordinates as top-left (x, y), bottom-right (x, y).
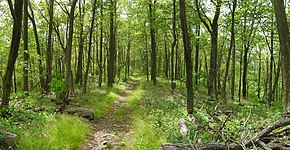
top-left (81, 79), bottom-right (139, 150)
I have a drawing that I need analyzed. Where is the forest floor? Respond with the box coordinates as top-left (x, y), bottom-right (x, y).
top-left (81, 78), bottom-right (140, 150)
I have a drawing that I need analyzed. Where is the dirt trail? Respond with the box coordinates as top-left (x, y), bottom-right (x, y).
top-left (81, 79), bottom-right (139, 150)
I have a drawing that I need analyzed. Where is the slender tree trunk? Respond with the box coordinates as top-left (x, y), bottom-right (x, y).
top-left (195, 23), bottom-right (200, 86)
top-left (171, 0), bottom-right (177, 90)
top-left (1, 0), bottom-right (23, 111)
top-left (98, 0), bottom-right (103, 87)
top-left (273, 53), bottom-right (281, 101)
top-left (84, 0), bottom-right (96, 93)
top-left (23, 0), bottom-right (29, 93)
top-left (126, 36), bottom-right (131, 82)
top-left (28, 4), bottom-right (45, 92)
top-left (273, 0), bottom-right (290, 114)
top-left (76, 0), bottom-right (85, 86)
top-left (223, 0), bottom-right (236, 100)
top-left (145, 33), bottom-right (149, 81)
top-left (164, 36), bottom-right (169, 78)
top-left (45, 0), bottom-right (54, 92)
top-left (179, 0), bottom-right (193, 114)
top-left (66, 0), bottom-right (78, 94)
top-left (257, 46), bottom-right (262, 99)
top-left (108, 0), bottom-right (115, 87)
top-left (149, 0), bottom-right (157, 85)
top-left (268, 29), bottom-right (274, 103)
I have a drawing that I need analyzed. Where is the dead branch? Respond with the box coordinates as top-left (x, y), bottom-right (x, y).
top-left (161, 118), bottom-right (290, 150)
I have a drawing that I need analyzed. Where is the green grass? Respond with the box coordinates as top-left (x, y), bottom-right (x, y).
top-left (124, 81), bottom-right (166, 149)
top-left (114, 107), bottom-right (126, 123)
top-left (77, 84), bottom-right (126, 118)
top-left (18, 114), bottom-right (90, 150)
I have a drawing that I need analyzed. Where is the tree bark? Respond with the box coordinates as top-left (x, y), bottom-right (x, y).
top-left (108, 0), bottom-right (116, 87)
top-left (76, 0), bottom-right (85, 86)
top-left (23, 0), bottom-right (29, 93)
top-left (149, 0), bottom-right (157, 85)
top-left (45, 0), bottom-right (54, 92)
top-left (98, 0), bottom-right (103, 87)
top-left (1, 0), bottom-right (23, 111)
top-left (179, 0), bottom-right (193, 114)
top-left (195, 23), bottom-right (200, 87)
top-left (223, 0), bottom-right (236, 100)
top-left (171, 0), bottom-right (177, 90)
top-left (65, 0), bottom-right (78, 94)
top-left (273, 0), bottom-right (290, 114)
top-left (83, 0), bottom-right (97, 93)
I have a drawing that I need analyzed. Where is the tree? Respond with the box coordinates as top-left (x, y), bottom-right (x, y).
top-left (171, 0), bottom-right (177, 90)
top-left (195, 0), bottom-right (221, 98)
top-left (1, 0), bottom-right (23, 112)
top-left (108, 0), bottom-right (116, 87)
top-left (149, 0), bottom-right (157, 85)
top-left (84, 0), bottom-right (97, 93)
top-left (223, 0), bottom-right (237, 100)
top-left (45, 0), bottom-right (54, 92)
top-left (179, 0), bottom-right (193, 114)
top-left (23, 0), bottom-right (29, 92)
top-left (272, 0), bottom-right (290, 114)
top-left (76, 0), bottom-right (85, 86)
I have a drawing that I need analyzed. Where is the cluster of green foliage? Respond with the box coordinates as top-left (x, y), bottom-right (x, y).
top-left (50, 76), bottom-right (67, 99)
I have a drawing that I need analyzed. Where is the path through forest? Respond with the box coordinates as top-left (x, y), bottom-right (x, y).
top-left (81, 79), bottom-right (139, 150)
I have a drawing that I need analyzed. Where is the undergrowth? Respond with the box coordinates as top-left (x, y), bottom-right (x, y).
top-left (125, 77), bottom-right (283, 149)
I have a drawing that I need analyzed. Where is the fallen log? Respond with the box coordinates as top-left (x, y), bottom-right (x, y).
top-left (161, 118), bottom-right (290, 150)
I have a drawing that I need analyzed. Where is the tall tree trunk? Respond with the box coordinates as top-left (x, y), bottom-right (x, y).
top-left (126, 36), bottom-right (131, 82)
top-left (273, 0), bottom-right (290, 114)
top-left (149, 0), bottom-right (157, 85)
top-left (179, 0), bottom-right (193, 114)
top-left (76, 0), bottom-right (85, 86)
top-left (231, 0), bottom-right (237, 100)
top-left (268, 29), bottom-right (274, 103)
top-left (273, 53), bottom-right (281, 101)
top-left (98, 0), bottom-right (103, 87)
top-left (1, 0), bottom-right (23, 111)
top-left (171, 0), bottom-right (177, 90)
top-left (223, 0), bottom-right (236, 100)
top-left (28, 4), bottom-right (45, 92)
top-left (66, 0), bottom-right (78, 94)
top-left (242, 46), bottom-right (249, 99)
top-left (195, 23), bottom-right (200, 86)
top-left (45, 0), bottom-right (54, 92)
top-left (23, 0), bottom-right (29, 93)
top-left (145, 33), bottom-right (149, 81)
top-left (108, 0), bottom-right (115, 87)
top-left (84, 0), bottom-right (96, 93)
top-left (257, 46), bottom-right (262, 99)
top-left (164, 36), bottom-right (169, 78)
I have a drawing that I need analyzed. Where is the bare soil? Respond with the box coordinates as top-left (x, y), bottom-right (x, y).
top-left (80, 79), bottom-right (139, 150)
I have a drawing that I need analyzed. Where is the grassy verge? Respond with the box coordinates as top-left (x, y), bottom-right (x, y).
top-left (18, 114), bottom-right (90, 150)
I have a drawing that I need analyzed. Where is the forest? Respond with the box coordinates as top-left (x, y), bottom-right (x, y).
top-left (1, 0), bottom-right (290, 149)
